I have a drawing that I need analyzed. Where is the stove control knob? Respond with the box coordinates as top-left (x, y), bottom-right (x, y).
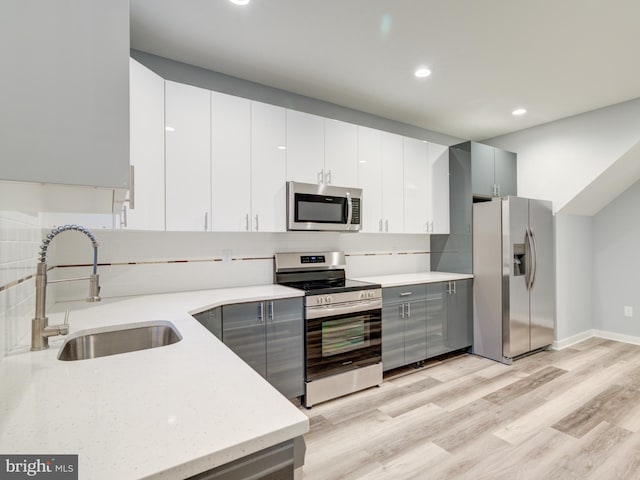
top-left (325, 296), bottom-right (332, 304)
top-left (317, 297), bottom-right (324, 305)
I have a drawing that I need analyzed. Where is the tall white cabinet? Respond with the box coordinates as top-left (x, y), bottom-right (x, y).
top-left (403, 137), bottom-right (429, 234)
top-left (251, 102), bottom-right (287, 232)
top-left (285, 110), bottom-right (325, 184)
top-left (126, 58), bottom-right (165, 230)
top-left (357, 126), bottom-right (383, 233)
top-left (381, 132), bottom-right (405, 233)
top-left (428, 142), bottom-right (450, 234)
top-left (324, 119), bottom-right (358, 187)
top-left (165, 81), bottom-right (211, 231)
top-left (211, 92), bottom-right (251, 231)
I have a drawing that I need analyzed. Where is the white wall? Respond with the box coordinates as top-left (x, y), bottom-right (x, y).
top-left (485, 98), bottom-right (640, 212)
top-left (593, 180), bottom-right (640, 340)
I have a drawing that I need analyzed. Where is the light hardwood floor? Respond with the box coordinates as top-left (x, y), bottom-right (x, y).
top-left (301, 338), bottom-right (640, 480)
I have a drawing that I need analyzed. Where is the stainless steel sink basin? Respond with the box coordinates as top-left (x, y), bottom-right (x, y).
top-left (58, 320), bottom-right (182, 361)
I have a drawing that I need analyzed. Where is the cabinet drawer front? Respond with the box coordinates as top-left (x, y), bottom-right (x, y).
top-left (382, 284), bottom-right (427, 303)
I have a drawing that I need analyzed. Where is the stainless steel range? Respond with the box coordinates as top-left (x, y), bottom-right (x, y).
top-left (274, 251), bottom-right (383, 408)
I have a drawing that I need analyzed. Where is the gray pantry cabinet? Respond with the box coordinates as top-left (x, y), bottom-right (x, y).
top-left (381, 280), bottom-right (473, 372)
top-left (195, 298), bottom-right (304, 399)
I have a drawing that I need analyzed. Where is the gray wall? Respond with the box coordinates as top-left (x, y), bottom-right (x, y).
top-left (131, 50), bottom-right (464, 146)
top-left (554, 213), bottom-right (593, 342)
top-left (593, 179), bottom-right (640, 338)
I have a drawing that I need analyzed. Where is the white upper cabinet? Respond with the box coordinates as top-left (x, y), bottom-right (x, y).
top-left (1, 0), bottom-right (129, 213)
top-left (324, 119), bottom-right (358, 187)
top-left (211, 92), bottom-right (251, 231)
top-left (251, 101), bottom-right (287, 232)
top-left (165, 81), bottom-right (211, 231)
top-left (381, 132), bottom-right (405, 233)
top-left (428, 143), bottom-right (450, 234)
top-left (286, 110), bottom-right (325, 184)
top-left (403, 137), bottom-right (429, 234)
top-left (357, 126), bottom-right (383, 233)
top-left (126, 58), bottom-right (165, 231)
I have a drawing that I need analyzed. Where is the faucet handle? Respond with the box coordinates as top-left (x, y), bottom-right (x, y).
top-left (64, 308), bottom-right (70, 325)
top-left (87, 273), bottom-right (101, 303)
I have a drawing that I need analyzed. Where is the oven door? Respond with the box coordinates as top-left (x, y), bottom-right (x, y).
top-left (305, 305), bottom-right (381, 381)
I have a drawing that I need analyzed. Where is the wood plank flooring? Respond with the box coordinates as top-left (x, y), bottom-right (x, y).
top-left (301, 338), bottom-right (640, 479)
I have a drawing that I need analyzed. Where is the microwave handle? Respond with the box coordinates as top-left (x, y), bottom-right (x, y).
top-left (345, 192), bottom-right (353, 229)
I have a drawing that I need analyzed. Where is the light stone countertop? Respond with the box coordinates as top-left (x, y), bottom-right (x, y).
top-left (354, 271), bottom-right (473, 288)
top-left (0, 285), bottom-right (308, 480)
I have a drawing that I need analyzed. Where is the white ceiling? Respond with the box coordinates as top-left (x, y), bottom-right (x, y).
top-left (130, 0), bottom-right (640, 141)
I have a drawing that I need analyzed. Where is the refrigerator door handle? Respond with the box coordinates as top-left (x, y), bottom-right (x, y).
top-left (524, 229), bottom-right (533, 290)
top-left (530, 228), bottom-right (538, 290)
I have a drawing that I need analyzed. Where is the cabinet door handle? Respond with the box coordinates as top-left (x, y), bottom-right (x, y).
top-left (453, 281), bottom-right (457, 294)
top-left (430, 221), bottom-right (434, 232)
top-left (496, 184), bottom-right (501, 196)
top-left (407, 302), bottom-right (411, 317)
top-left (385, 219), bottom-right (389, 232)
top-left (400, 292), bottom-right (413, 297)
top-left (379, 219), bottom-right (383, 232)
top-left (317, 169), bottom-right (324, 184)
top-left (128, 165), bottom-right (135, 209)
top-left (255, 215), bottom-right (259, 232)
top-left (258, 302), bottom-right (264, 323)
top-left (325, 169), bottom-right (332, 184)
top-left (447, 282), bottom-right (452, 295)
top-left (267, 301), bottom-right (273, 321)
top-left (204, 212), bottom-right (208, 231)
top-left (121, 205), bottom-right (128, 228)
top-left (245, 214), bottom-right (249, 231)
top-left (400, 304), bottom-right (405, 319)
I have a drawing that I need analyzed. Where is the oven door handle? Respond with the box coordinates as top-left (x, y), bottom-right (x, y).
top-left (306, 299), bottom-right (382, 320)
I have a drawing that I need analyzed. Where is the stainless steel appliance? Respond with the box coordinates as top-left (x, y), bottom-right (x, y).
top-left (286, 181), bottom-right (362, 232)
top-left (472, 196), bottom-right (554, 364)
top-left (274, 251), bottom-right (382, 407)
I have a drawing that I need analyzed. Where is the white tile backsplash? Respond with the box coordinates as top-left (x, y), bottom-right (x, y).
top-left (0, 210), bottom-right (41, 359)
top-left (46, 230), bottom-right (433, 301)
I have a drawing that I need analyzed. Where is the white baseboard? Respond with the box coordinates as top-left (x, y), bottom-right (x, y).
top-left (593, 329), bottom-right (640, 346)
top-left (552, 328), bottom-right (640, 349)
top-left (552, 329), bottom-right (597, 350)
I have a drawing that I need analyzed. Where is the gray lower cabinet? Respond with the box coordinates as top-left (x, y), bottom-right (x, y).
top-left (426, 280), bottom-right (473, 357)
top-left (381, 285), bottom-right (427, 371)
top-left (193, 307), bottom-right (222, 340)
top-left (195, 298), bottom-right (304, 399)
top-left (382, 280), bottom-right (472, 371)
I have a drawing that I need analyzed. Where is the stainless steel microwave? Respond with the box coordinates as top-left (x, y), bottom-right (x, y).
top-left (287, 181), bottom-right (362, 232)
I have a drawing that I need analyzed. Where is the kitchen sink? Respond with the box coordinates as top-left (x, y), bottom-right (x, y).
top-left (58, 320), bottom-right (182, 361)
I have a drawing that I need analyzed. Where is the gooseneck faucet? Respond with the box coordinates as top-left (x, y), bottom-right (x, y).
top-left (31, 225), bottom-right (101, 351)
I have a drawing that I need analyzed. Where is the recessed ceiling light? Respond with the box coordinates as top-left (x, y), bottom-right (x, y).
top-left (414, 67), bottom-right (432, 78)
top-left (277, 145), bottom-right (286, 150)
top-left (165, 126), bottom-right (175, 132)
top-left (512, 108), bottom-right (527, 116)
top-left (229, 0), bottom-right (250, 5)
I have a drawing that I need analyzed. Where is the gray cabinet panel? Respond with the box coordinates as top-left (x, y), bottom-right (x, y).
top-left (404, 300), bottom-right (428, 364)
top-left (426, 284), bottom-right (448, 358)
top-left (266, 298), bottom-right (304, 399)
top-left (381, 304), bottom-right (405, 371)
top-left (447, 280), bottom-right (473, 350)
top-left (193, 307), bottom-right (222, 340)
top-left (494, 149), bottom-right (517, 196)
top-left (471, 142), bottom-right (495, 197)
top-left (223, 302), bottom-right (268, 377)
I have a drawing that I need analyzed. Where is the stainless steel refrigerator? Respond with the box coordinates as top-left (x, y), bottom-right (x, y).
top-left (472, 196), bottom-right (554, 364)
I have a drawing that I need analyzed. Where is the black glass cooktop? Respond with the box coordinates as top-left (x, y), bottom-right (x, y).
top-left (281, 278), bottom-right (380, 295)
